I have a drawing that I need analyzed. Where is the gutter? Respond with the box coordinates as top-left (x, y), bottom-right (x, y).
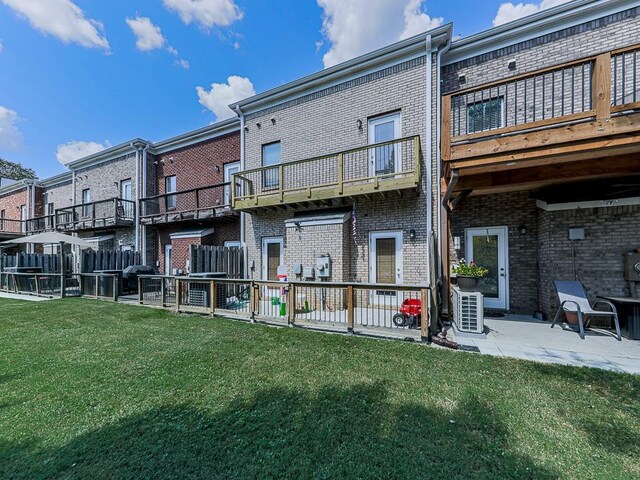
top-left (425, 34), bottom-right (433, 287)
top-left (236, 105), bottom-right (249, 278)
top-left (141, 142), bottom-right (150, 264)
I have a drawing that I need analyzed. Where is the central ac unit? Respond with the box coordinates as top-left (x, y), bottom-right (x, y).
top-left (452, 286), bottom-right (484, 334)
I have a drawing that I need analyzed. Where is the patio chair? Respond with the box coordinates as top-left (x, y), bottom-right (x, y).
top-left (551, 281), bottom-right (621, 341)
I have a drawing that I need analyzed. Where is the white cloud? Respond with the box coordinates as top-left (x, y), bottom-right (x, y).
top-left (56, 140), bottom-right (111, 165)
top-left (126, 16), bottom-right (166, 51)
top-left (0, 40), bottom-right (3, 53)
top-left (176, 58), bottom-right (190, 69)
top-left (318, 0), bottom-right (443, 68)
top-left (196, 76), bottom-right (255, 121)
top-left (492, 0), bottom-right (572, 26)
top-left (2, 0), bottom-right (109, 50)
top-left (163, 0), bottom-right (243, 29)
top-left (0, 106), bottom-right (22, 150)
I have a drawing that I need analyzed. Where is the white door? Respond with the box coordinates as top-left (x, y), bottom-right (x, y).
top-left (224, 162), bottom-right (240, 206)
top-left (262, 237), bottom-right (283, 281)
top-left (164, 244), bottom-right (173, 276)
top-left (20, 205), bottom-right (27, 233)
top-left (465, 227), bottom-right (509, 310)
top-left (368, 113), bottom-right (401, 177)
top-left (369, 231), bottom-right (403, 303)
top-left (120, 179), bottom-right (132, 218)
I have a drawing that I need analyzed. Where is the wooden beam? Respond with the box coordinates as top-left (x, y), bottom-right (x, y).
top-left (593, 52), bottom-right (612, 120)
top-left (442, 95), bottom-right (452, 161)
top-left (449, 111), bottom-right (640, 162)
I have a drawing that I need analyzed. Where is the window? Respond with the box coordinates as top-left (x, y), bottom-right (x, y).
top-left (262, 142), bottom-right (281, 189)
top-left (82, 189), bottom-right (91, 217)
top-left (0, 209), bottom-right (5, 230)
top-left (467, 97), bottom-right (504, 133)
top-left (47, 203), bottom-right (54, 216)
top-left (165, 176), bottom-right (177, 210)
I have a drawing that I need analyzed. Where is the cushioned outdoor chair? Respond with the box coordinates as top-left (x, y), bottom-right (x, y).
top-left (551, 281), bottom-right (622, 341)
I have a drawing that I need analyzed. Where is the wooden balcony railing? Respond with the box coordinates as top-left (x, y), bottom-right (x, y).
top-left (25, 214), bottom-right (56, 234)
top-left (139, 182), bottom-right (235, 225)
top-left (0, 218), bottom-right (25, 236)
top-left (56, 198), bottom-right (135, 232)
top-left (232, 136), bottom-right (421, 210)
top-left (442, 43), bottom-right (640, 166)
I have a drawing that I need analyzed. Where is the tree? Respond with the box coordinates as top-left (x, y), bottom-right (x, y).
top-left (0, 157), bottom-right (36, 180)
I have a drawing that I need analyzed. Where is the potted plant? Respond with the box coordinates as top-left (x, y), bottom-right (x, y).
top-left (451, 259), bottom-right (488, 292)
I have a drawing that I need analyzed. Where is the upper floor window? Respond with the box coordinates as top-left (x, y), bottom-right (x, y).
top-left (82, 189), bottom-right (91, 217)
top-left (467, 97), bottom-right (504, 134)
top-left (47, 202), bottom-right (54, 216)
top-left (165, 175), bottom-right (177, 210)
top-left (0, 209), bottom-right (5, 230)
top-left (262, 142), bottom-right (281, 190)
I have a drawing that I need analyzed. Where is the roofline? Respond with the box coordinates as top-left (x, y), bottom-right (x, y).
top-left (66, 138), bottom-right (149, 170)
top-left (230, 23), bottom-right (452, 114)
top-left (151, 117), bottom-right (240, 155)
top-left (445, 0), bottom-right (640, 65)
top-left (39, 171), bottom-right (73, 188)
top-left (0, 178), bottom-right (36, 196)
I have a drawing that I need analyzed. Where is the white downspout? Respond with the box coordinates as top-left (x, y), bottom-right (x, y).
top-left (436, 39), bottom-right (452, 279)
top-left (141, 143), bottom-right (150, 264)
top-left (133, 143), bottom-right (140, 253)
top-left (236, 105), bottom-right (248, 278)
top-left (425, 34), bottom-right (432, 286)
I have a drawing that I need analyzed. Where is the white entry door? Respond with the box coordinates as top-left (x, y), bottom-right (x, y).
top-left (465, 227), bottom-right (509, 310)
top-left (369, 231), bottom-right (403, 303)
top-left (120, 179), bottom-right (132, 218)
top-left (164, 244), bottom-right (173, 276)
top-left (224, 161), bottom-right (240, 206)
top-left (368, 113), bottom-right (401, 177)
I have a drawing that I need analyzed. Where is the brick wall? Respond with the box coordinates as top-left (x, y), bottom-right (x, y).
top-left (73, 153), bottom-right (137, 205)
top-left (0, 186), bottom-right (28, 233)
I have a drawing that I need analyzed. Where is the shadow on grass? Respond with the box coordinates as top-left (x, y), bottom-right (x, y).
top-left (2, 383), bottom-right (558, 480)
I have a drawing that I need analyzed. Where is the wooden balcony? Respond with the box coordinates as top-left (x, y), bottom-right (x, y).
top-left (56, 198), bottom-right (135, 232)
top-left (0, 218), bottom-right (25, 239)
top-left (139, 182), bottom-right (237, 226)
top-left (25, 215), bottom-right (56, 234)
top-left (442, 43), bottom-right (640, 198)
top-left (232, 136), bottom-right (421, 211)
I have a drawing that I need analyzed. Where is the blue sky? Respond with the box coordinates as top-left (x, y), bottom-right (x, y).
top-left (0, 0), bottom-right (570, 178)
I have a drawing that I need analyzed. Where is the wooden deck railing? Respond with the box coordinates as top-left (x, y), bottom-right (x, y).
top-left (232, 136), bottom-right (421, 210)
top-left (139, 182), bottom-right (235, 225)
top-left (0, 218), bottom-right (25, 235)
top-left (25, 214), bottom-right (56, 234)
top-left (442, 43), bottom-right (640, 162)
top-left (56, 198), bottom-right (135, 231)
top-left (138, 276), bottom-right (433, 341)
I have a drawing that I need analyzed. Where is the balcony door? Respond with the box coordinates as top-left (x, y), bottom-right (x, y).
top-left (120, 179), bottom-right (132, 219)
top-left (368, 113), bottom-right (401, 177)
top-left (20, 205), bottom-right (27, 233)
top-left (164, 244), bottom-right (173, 276)
top-left (224, 161), bottom-right (240, 206)
top-left (369, 231), bottom-right (403, 303)
top-left (465, 227), bottom-right (509, 310)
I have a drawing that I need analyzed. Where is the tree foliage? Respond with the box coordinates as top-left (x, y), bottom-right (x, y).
top-left (0, 157), bottom-right (36, 180)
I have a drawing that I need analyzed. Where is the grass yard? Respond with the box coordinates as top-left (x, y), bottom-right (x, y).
top-left (0, 298), bottom-right (638, 479)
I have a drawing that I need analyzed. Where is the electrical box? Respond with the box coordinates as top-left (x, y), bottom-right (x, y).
top-left (303, 266), bottom-right (315, 279)
top-left (569, 228), bottom-right (585, 240)
top-left (292, 263), bottom-right (303, 276)
top-left (624, 253), bottom-right (640, 281)
top-left (316, 255), bottom-right (331, 278)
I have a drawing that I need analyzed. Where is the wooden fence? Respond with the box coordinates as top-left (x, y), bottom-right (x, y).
top-left (189, 245), bottom-right (243, 278)
top-left (80, 250), bottom-right (141, 273)
top-left (0, 253), bottom-right (73, 273)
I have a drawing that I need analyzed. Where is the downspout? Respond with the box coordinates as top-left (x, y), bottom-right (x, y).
top-left (132, 142), bottom-right (140, 253)
top-left (425, 34), bottom-right (432, 287)
top-left (30, 181), bottom-right (35, 253)
top-left (141, 142), bottom-right (150, 264)
top-left (235, 105), bottom-right (248, 278)
top-left (436, 37), bottom-right (452, 279)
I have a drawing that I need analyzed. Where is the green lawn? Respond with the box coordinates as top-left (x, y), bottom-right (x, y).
top-left (0, 298), bottom-right (638, 479)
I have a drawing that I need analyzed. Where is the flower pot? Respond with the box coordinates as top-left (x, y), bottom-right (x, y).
top-left (456, 276), bottom-right (479, 292)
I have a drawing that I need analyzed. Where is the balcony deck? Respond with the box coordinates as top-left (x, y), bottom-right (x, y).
top-left (442, 43), bottom-right (640, 198)
top-left (0, 219), bottom-right (26, 240)
top-left (25, 215), bottom-right (56, 234)
top-left (232, 136), bottom-right (421, 211)
top-left (140, 182), bottom-right (237, 226)
top-left (56, 198), bottom-right (135, 232)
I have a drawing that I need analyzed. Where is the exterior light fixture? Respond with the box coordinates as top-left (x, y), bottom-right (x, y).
top-left (256, 122), bottom-right (261, 129)
top-left (215, 165), bottom-right (220, 173)
top-left (409, 229), bottom-right (416, 240)
top-left (271, 117), bottom-right (276, 125)
top-left (356, 119), bottom-right (363, 130)
top-left (458, 73), bottom-right (466, 84)
top-left (519, 225), bottom-right (527, 235)
top-left (508, 59), bottom-right (517, 70)
top-left (244, 126), bottom-right (249, 133)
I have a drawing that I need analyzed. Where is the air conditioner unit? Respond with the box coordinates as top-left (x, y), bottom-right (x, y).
top-left (452, 286), bottom-right (484, 334)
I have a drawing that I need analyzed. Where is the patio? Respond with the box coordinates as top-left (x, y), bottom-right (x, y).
top-left (450, 315), bottom-right (640, 374)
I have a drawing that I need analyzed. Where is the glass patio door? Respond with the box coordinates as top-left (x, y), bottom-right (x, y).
top-left (369, 231), bottom-right (403, 303)
top-left (368, 113), bottom-right (401, 177)
top-left (224, 162), bottom-right (240, 206)
top-left (120, 179), bottom-right (132, 219)
top-left (465, 227), bottom-right (509, 310)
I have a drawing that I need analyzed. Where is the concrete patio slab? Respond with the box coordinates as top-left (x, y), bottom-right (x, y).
top-left (0, 292), bottom-right (51, 302)
top-left (450, 315), bottom-right (640, 374)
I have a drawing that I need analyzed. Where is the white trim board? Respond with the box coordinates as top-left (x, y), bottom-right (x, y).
top-left (284, 211), bottom-right (351, 228)
top-left (536, 197), bottom-right (640, 211)
top-left (170, 228), bottom-right (215, 240)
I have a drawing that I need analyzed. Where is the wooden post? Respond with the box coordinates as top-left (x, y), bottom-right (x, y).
top-left (210, 280), bottom-right (217, 316)
top-left (251, 282), bottom-right (259, 322)
top-left (593, 53), bottom-right (612, 120)
top-left (287, 283), bottom-right (296, 326)
top-left (337, 154), bottom-right (344, 195)
top-left (113, 276), bottom-right (118, 302)
top-left (347, 285), bottom-right (354, 333)
top-left (95, 275), bottom-right (99, 298)
top-left (413, 136), bottom-right (421, 183)
top-left (138, 276), bottom-right (143, 304)
top-left (441, 95), bottom-right (452, 160)
top-left (421, 288), bottom-right (430, 343)
top-left (175, 279), bottom-right (181, 312)
top-left (161, 278), bottom-right (167, 307)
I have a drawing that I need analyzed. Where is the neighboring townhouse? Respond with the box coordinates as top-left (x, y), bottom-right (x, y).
top-left (59, 140), bottom-right (149, 252)
top-left (440, 0), bottom-right (640, 316)
top-left (230, 25), bottom-right (451, 288)
top-left (0, 179), bottom-right (42, 249)
top-left (140, 119), bottom-right (241, 275)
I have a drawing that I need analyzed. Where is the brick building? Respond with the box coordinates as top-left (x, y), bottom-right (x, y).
top-left (141, 119), bottom-right (241, 274)
top-left (440, 0), bottom-right (640, 316)
top-left (0, 180), bottom-right (38, 247)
